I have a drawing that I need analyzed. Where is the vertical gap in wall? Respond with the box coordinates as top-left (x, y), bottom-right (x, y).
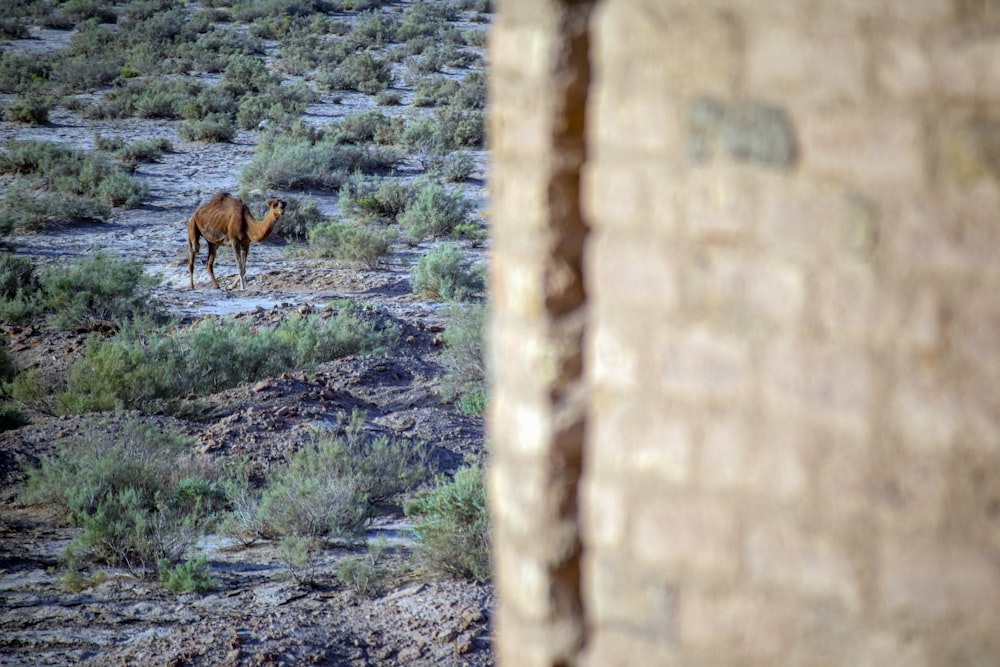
top-left (546, 2), bottom-right (593, 665)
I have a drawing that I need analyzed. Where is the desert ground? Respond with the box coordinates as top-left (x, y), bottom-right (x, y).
top-left (0, 2), bottom-right (495, 665)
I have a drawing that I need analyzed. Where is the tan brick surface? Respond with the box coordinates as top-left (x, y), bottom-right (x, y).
top-left (489, 0), bottom-right (1000, 664)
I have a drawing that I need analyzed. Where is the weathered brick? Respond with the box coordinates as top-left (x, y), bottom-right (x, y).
top-left (930, 29), bottom-right (1000, 100)
top-left (581, 628), bottom-right (682, 667)
top-left (587, 233), bottom-right (682, 315)
top-left (746, 17), bottom-right (868, 106)
top-left (583, 160), bottom-right (683, 235)
top-left (590, 401), bottom-right (693, 484)
top-left (586, 318), bottom-right (643, 392)
top-left (888, 374), bottom-right (961, 452)
top-left (631, 497), bottom-right (740, 580)
top-left (580, 477), bottom-right (629, 549)
top-left (685, 168), bottom-right (759, 240)
top-left (875, 33), bottom-right (934, 100)
top-left (679, 588), bottom-right (798, 656)
top-left (800, 111), bottom-right (926, 189)
top-left (699, 413), bottom-right (750, 492)
top-left (585, 555), bottom-right (675, 634)
top-left (761, 339), bottom-right (873, 434)
top-left (880, 540), bottom-right (1000, 619)
top-left (593, 1), bottom-right (740, 96)
top-left (745, 517), bottom-right (862, 612)
top-left (744, 413), bottom-right (811, 502)
top-left (657, 328), bottom-right (752, 402)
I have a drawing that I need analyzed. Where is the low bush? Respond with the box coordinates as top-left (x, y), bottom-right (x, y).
top-left (0, 52), bottom-right (52, 94)
top-left (438, 302), bottom-right (488, 414)
top-left (20, 417), bottom-right (226, 577)
top-left (0, 139), bottom-right (147, 214)
top-left (55, 306), bottom-right (396, 413)
top-left (240, 132), bottom-right (402, 191)
top-left (316, 52), bottom-right (393, 94)
top-left (412, 75), bottom-right (459, 107)
top-left (336, 539), bottom-right (390, 596)
top-left (0, 18), bottom-right (30, 40)
top-left (158, 555), bottom-right (216, 593)
top-left (338, 172), bottom-right (413, 223)
top-left (443, 151), bottom-right (476, 182)
top-left (405, 465), bottom-right (490, 582)
top-left (256, 424), bottom-right (425, 539)
top-left (0, 253), bottom-right (42, 324)
top-left (5, 93), bottom-right (51, 125)
top-left (40, 251), bottom-right (164, 331)
top-left (307, 219), bottom-right (396, 269)
top-left (0, 180), bottom-right (112, 234)
top-left (410, 243), bottom-right (484, 301)
top-left (399, 178), bottom-right (473, 241)
top-left (177, 114), bottom-right (237, 143)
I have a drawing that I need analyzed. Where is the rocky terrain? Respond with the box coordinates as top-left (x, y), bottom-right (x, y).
top-left (0, 4), bottom-right (494, 665)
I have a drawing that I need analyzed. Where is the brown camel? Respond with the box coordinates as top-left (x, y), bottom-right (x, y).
top-left (186, 193), bottom-right (287, 290)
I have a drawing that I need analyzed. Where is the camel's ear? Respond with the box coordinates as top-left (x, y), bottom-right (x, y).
top-left (265, 198), bottom-right (276, 206)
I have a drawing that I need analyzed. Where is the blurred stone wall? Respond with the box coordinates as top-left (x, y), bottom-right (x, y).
top-left (487, 1), bottom-right (1000, 665)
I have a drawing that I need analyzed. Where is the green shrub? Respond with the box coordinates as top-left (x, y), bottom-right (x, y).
top-left (336, 540), bottom-right (389, 597)
top-left (439, 302), bottom-right (488, 412)
top-left (177, 113), bottom-right (237, 143)
top-left (58, 308), bottom-right (395, 413)
top-left (0, 252), bottom-right (44, 324)
top-left (405, 465), bottom-right (490, 582)
top-left (443, 150), bottom-right (476, 182)
top-left (20, 417), bottom-right (224, 576)
top-left (0, 52), bottom-right (52, 94)
top-left (412, 75), bottom-right (459, 107)
top-left (410, 243), bottom-right (484, 301)
top-left (40, 251), bottom-right (163, 331)
top-left (0, 181), bottom-right (111, 233)
top-left (158, 555), bottom-right (215, 593)
top-left (111, 137), bottom-right (173, 170)
top-left (240, 133), bottom-right (402, 191)
top-left (307, 219), bottom-right (396, 269)
top-left (399, 179), bottom-right (473, 241)
top-left (0, 139), bottom-right (147, 212)
top-left (0, 18), bottom-right (30, 39)
top-left (277, 535), bottom-right (323, 585)
top-left (257, 443), bottom-right (369, 539)
top-left (257, 415), bottom-right (425, 540)
top-left (5, 93), bottom-right (51, 124)
top-left (338, 172), bottom-right (413, 222)
top-left (316, 52), bottom-right (393, 94)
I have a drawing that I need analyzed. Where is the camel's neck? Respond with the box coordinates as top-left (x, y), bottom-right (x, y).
top-left (245, 209), bottom-right (279, 243)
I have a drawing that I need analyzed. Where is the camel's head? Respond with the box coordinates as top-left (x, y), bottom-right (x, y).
top-left (266, 198), bottom-right (288, 218)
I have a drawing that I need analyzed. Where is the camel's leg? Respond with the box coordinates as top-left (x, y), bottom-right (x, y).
top-left (187, 236), bottom-right (199, 289)
top-left (233, 238), bottom-right (248, 290)
top-left (206, 243), bottom-right (222, 289)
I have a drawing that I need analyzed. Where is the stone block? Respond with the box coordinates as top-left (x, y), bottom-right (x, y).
top-left (745, 517), bottom-right (862, 612)
top-left (746, 18), bottom-right (868, 106)
top-left (800, 111), bottom-right (926, 189)
top-left (879, 539), bottom-right (1000, 620)
top-left (589, 401), bottom-right (693, 484)
top-left (679, 588), bottom-right (798, 657)
top-left (761, 339), bottom-right (873, 435)
top-left (592, 1), bottom-right (740, 97)
top-left (587, 232), bottom-right (682, 316)
top-left (631, 496), bottom-right (740, 580)
top-left (585, 555), bottom-right (676, 634)
top-left (685, 97), bottom-right (798, 168)
top-left (657, 328), bottom-right (752, 403)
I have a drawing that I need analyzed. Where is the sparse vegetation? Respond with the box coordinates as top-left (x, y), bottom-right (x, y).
top-left (20, 417), bottom-right (227, 579)
top-left (410, 243), bottom-right (484, 301)
top-left (406, 465), bottom-right (490, 582)
top-left (439, 302), bottom-right (488, 414)
top-left (399, 178), bottom-right (474, 241)
top-left (256, 412), bottom-right (426, 539)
